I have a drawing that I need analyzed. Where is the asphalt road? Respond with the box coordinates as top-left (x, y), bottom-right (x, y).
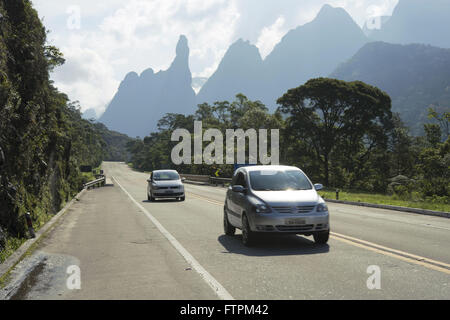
top-left (2, 162), bottom-right (449, 300)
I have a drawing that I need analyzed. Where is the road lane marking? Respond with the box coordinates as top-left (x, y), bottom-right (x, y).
top-left (112, 176), bottom-right (234, 300)
top-left (330, 232), bottom-right (450, 274)
top-left (187, 191), bottom-right (450, 275)
top-left (187, 192), bottom-right (224, 205)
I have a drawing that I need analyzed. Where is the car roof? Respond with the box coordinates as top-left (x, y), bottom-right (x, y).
top-left (239, 165), bottom-right (301, 173)
top-left (152, 170), bottom-right (179, 174)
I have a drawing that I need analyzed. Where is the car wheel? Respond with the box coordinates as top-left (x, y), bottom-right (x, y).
top-left (313, 229), bottom-right (330, 244)
top-left (242, 214), bottom-right (256, 247)
top-left (223, 209), bottom-right (235, 236)
top-left (180, 196), bottom-right (185, 201)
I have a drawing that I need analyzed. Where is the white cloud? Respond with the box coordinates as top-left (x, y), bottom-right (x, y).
top-left (40, 0), bottom-right (240, 115)
top-left (33, 0), bottom-right (399, 116)
top-left (52, 47), bottom-right (118, 115)
top-left (256, 16), bottom-right (286, 59)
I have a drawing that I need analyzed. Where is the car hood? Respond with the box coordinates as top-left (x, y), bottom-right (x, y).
top-left (252, 189), bottom-right (320, 206)
top-left (152, 180), bottom-right (183, 186)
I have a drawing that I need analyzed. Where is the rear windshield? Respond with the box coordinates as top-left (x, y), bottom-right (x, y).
top-left (153, 172), bottom-right (180, 181)
top-left (249, 170), bottom-right (313, 191)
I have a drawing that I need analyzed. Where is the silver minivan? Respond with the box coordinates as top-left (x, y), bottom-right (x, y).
top-left (223, 165), bottom-right (330, 246)
top-left (147, 170), bottom-right (185, 202)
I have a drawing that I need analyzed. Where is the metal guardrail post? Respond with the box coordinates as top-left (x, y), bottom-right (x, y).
top-left (83, 176), bottom-right (106, 190)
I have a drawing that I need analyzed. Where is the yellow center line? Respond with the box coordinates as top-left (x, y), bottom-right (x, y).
top-left (187, 190), bottom-right (450, 275)
top-left (187, 192), bottom-right (224, 205)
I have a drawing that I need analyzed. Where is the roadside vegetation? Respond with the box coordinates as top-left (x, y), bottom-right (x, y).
top-left (126, 80), bottom-right (449, 212)
top-left (319, 189), bottom-right (450, 212)
top-left (0, 1), bottom-right (133, 263)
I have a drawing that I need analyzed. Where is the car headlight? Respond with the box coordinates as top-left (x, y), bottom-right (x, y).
top-left (253, 203), bottom-right (272, 214)
top-left (316, 203), bottom-right (328, 212)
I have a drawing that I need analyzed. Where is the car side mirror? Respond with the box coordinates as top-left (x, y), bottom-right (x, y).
top-left (232, 185), bottom-right (246, 193)
top-left (147, 179), bottom-right (151, 183)
top-left (181, 177), bottom-right (186, 182)
top-left (314, 183), bottom-right (323, 191)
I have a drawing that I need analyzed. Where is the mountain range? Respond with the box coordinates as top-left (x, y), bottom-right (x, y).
top-left (331, 42), bottom-right (450, 134)
top-left (99, 35), bottom-right (196, 138)
top-left (99, 0), bottom-right (450, 137)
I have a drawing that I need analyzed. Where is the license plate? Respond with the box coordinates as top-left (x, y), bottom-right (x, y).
top-left (285, 218), bottom-right (306, 225)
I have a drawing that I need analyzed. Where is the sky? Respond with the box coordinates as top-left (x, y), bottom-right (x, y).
top-left (32, 0), bottom-right (399, 116)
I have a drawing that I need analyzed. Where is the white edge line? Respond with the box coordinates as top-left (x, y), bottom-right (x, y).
top-left (112, 176), bottom-right (234, 301)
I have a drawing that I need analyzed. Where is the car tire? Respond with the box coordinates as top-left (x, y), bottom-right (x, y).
top-left (242, 214), bottom-right (256, 247)
top-left (313, 229), bottom-right (330, 244)
top-left (180, 196), bottom-right (185, 201)
top-left (223, 209), bottom-right (235, 236)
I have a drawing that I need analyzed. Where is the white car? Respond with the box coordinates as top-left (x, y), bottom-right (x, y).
top-left (147, 170), bottom-right (185, 202)
top-left (224, 165), bottom-right (329, 246)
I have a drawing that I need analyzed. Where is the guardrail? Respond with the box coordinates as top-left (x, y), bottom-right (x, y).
top-left (180, 174), bottom-right (210, 183)
top-left (180, 174), bottom-right (232, 187)
top-left (84, 176), bottom-right (106, 189)
top-left (209, 177), bottom-right (232, 186)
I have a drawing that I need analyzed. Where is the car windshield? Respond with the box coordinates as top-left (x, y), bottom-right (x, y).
top-left (249, 170), bottom-right (313, 191)
top-left (153, 172), bottom-right (180, 181)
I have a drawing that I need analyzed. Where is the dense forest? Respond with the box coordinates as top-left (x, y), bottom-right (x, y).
top-left (0, 1), bottom-right (132, 255)
top-left (127, 79), bottom-right (449, 205)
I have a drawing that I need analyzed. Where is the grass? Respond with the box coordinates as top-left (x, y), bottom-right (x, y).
top-left (319, 189), bottom-right (450, 212)
top-left (0, 237), bottom-right (26, 264)
top-left (81, 166), bottom-right (101, 182)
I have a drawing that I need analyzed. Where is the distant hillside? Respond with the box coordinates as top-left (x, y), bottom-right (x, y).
top-left (94, 122), bottom-right (134, 162)
top-left (331, 42), bottom-right (450, 135)
top-left (99, 35), bottom-right (196, 138)
top-left (197, 4), bottom-right (367, 110)
top-left (370, 0), bottom-right (450, 48)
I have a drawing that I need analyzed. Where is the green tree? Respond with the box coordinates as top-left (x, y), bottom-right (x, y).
top-left (277, 78), bottom-right (393, 186)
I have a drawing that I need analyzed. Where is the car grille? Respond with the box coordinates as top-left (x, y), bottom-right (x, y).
top-left (276, 225), bottom-right (314, 232)
top-left (154, 192), bottom-right (183, 197)
top-left (272, 206), bottom-right (315, 214)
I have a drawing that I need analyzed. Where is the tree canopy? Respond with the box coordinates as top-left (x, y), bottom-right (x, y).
top-left (277, 78), bottom-right (393, 185)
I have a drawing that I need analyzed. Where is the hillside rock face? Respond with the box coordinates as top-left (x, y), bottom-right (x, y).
top-left (331, 42), bottom-right (450, 135)
top-left (99, 35), bottom-right (196, 138)
top-left (197, 4), bottom-right (367, 110)
top-left (370, 0), bottom-right (450, 48)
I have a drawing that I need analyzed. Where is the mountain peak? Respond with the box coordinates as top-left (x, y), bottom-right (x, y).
top-left (123, 71), bottom-right (138, 82)
top-left (315, 4), bottom-right (350, 21)
top-left (226, 39), bottom-right (262, 61)
top-left (119, 71), bottom-right (139, 90)
top-left (176, 35), bottom-right (189, 60)
top-left (370, 0), bottom-right (450, 48)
